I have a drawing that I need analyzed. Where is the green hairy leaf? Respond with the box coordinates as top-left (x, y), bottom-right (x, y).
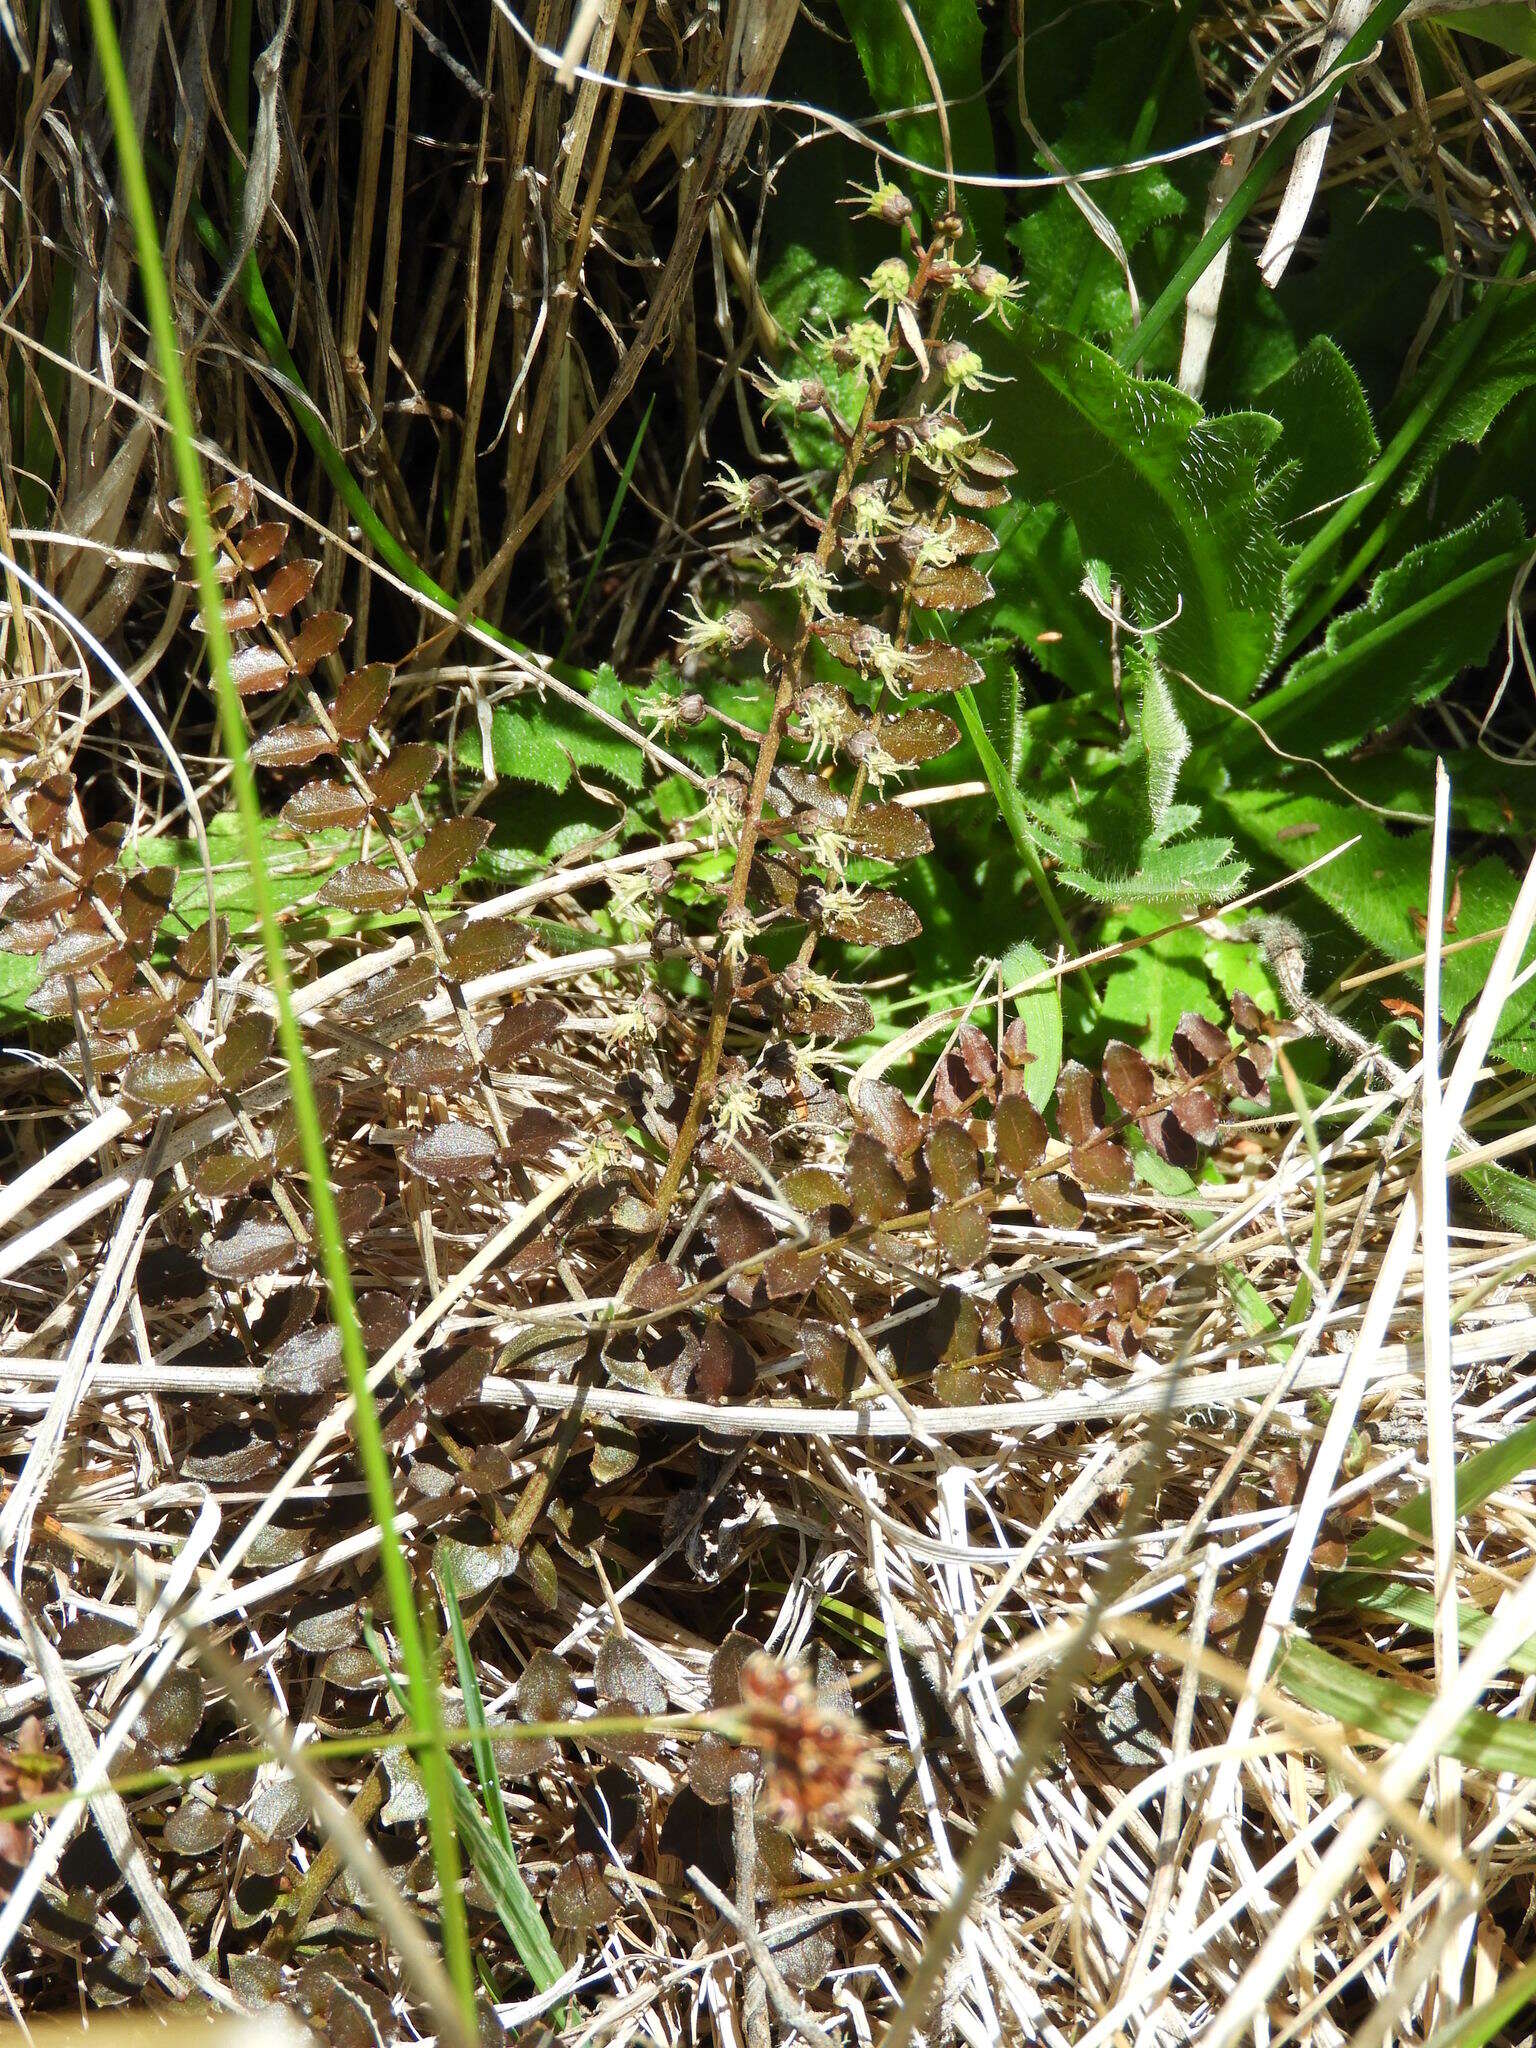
top-left (1257, 499), bottom-right (1529, 752)
top-left (984, 315), bottom-right (1290, 706)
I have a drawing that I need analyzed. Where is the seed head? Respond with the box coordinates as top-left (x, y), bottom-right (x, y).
top-left (736, 1654), bottom-right (878, 1835)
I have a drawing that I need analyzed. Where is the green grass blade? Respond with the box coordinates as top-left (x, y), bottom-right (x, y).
top-left (1345, 1417), bottom-right (1536, 1576)
top-left (368, 1618), bottom-right (565, 1995)
top-left (1277, 1635), bottom-right (1536, 1778)
top-left (559, 394), bottom-right (654, 663)
top-left (1422, 1953), bottom-right (1536, 2048)
top-left (81, 3), bottom-right (475, 2029)
top-left (954, 682), bottom-right (1077, 961)
top-left (439, 1571), bottom-right (514, 1862)
top-left (1118, 0), bottom-right (1416, 372)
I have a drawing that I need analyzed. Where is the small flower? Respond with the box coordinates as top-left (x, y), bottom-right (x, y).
top-left (796, 687), bottom-right (852, 765)
top-left (676, 595), bottom-right (752, 660)
top-left (699, 769), bottom-right (745, 849)
top-left (736, 1654), bottom-right (879, 1835)
top-left (845, 481), bottom-right (899, 552)
top-left (758, 365), bottom-right (829, 414)
top-left (713, 462), bottom-right (769, 526)
top-left (846, 177), bottom-right (913, 227)
top-left (865, 257), bottom-right (912, 307)
top-left (967, 263), bottom-right (1026, 326)
top-left (718, 906), bottom-right (759, 976)
top-left (911, 520), bottom-right (963, 574)
top-left (713, 1068), bottom-right (764, 1142)
top-left (912, 418), bottom-right (982, 474)
top-left (850, 740), bottom-right (898, 788)
top-left (831, 317), bottom-right (888, 380)
top-left (845, 623), bottom-right (915, 692)
top-left (934, 342), bottom-right (1003, 396)
top-left (772, 552), bottom-right (837, 620)
top-left (606, 872), bottom-right (654, 936)
top-left (808, 824), bottom-right (850, 879)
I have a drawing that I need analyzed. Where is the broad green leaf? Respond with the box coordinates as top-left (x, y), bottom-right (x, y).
top-left (999, 937), bottom-right (1062, 1111)
top-left (984, 315), bottom-right (1290, 705)
top-left (1096, 906), bottom-right (1280, 1059)
top-left (1268, 190), bottom-right (1440, 413)
top-left (1058, 830), bottom-right (1247, 906)
top-left (483, 666), bottom-right (644, 793)
top-left (979, 503), bottom-right (1108, 698)
top-left (834, 0), bottom-right (1002, 251)
top-left (1399, 288), bottom-right (1536, 500)
top-left (1465, 1162), bottom-right (1536, 1237)
top-left (0, 950), bottom-right (39, 1024)
top-left (1341, 746), bottom-right (1536, 837)
top-left (1446, 2), bottom-right (1536, 55)
top-left (1259, 336), bottom-right (1379, 532)
top-left (1224, 784), bottom-right (1536, 1048)
top-left (1257, 499), bottom-right (1529, 753)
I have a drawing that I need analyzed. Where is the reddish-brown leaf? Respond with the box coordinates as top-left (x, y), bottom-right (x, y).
top-left (847, 1132), bottom-right (906, 1224)
top-left (448, 917), bottom-right (532, 979)
top-left (480, 995), bottom-right (561, 1066)
top-left (854, 1078), bottom-right (923, 1159)
top-left (842, 803), bottom-right (932, 862)
top-left (204, 1213), bottom-right (299, 1283)
top-left (288, 610), bottom-right (350, 674)
top-left (1102, 1040), bottom-right (1156, 1115)
top-left (262, 557), bottom-right (321, 618)
top-left (332, 663), bottom-right (392, 741)
top-left (905, 642), bottom-right (985, 695)
top-left (237, 520), bottom-right (288, 570)
top-left (229, 645), bottom-right (290, 697)
top-left (1055, 1060), bottom-right (1103, 1147)
top-left (1071, 1137), bottom-right (1134, 1194)
top-left (1029, 1174), bottom-right (1086, 1231)
top-left (119, 867), bottom-right (176, 944)
top-left (1010, 1279), bottom-right (1052, 1346)
top-left (317, 862), bottom-right (408, 914)
top-left (1171, 1012), bottom-right (1231, 1081)
top-left (123, 1048), bottom-right (209, 1109)
top-left (913, 562), bottom-right (993, 612)
top-left (281, 780), bottom-right (369, 832)
top-left (877, 707), bottom-right (959, 765)
top-left (935, 1204), bottom-right (988, 1266)
top-left (333, 956), bottom-right (438, 1023)
top-left (406, 1122), bottom-right (498, 1180)
top-left (248, 723), bottom-right (333, 770)
top-left (368, 742), bottom-right (441, 810)
top-left (415, 815), bottom-right (492, 891)
top-left (1139, 1107), bottom-right (1198, 1172)
top-left (502, 1105), bottom-right (566, 1162)
top-left (926, 1118), bottom-right (981, 1202)
top-left (1171, 1088), bottom-right (1219, 1143)
top-left (1233, 1043), bottom-right (1274, 1100)
top-left (994, 1093), bottom-right (1048, 1177)
top-left (821, 889), bottom-right (922, 946)
top-left (219, 1014), bottom-right (274, 1088)
top-left (389, 1040), bottom-right (476, 1090)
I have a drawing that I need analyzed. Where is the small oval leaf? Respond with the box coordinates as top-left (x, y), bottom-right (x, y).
top-left (414, 815), bottom-right (492, 892)
top-left (317, 862), bottom-right (408, 914)
top-left (281, 780), bottom-right (369, 833)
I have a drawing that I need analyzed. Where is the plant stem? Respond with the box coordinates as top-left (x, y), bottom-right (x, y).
top-left (81, 3), bottom-right (476, 2031)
